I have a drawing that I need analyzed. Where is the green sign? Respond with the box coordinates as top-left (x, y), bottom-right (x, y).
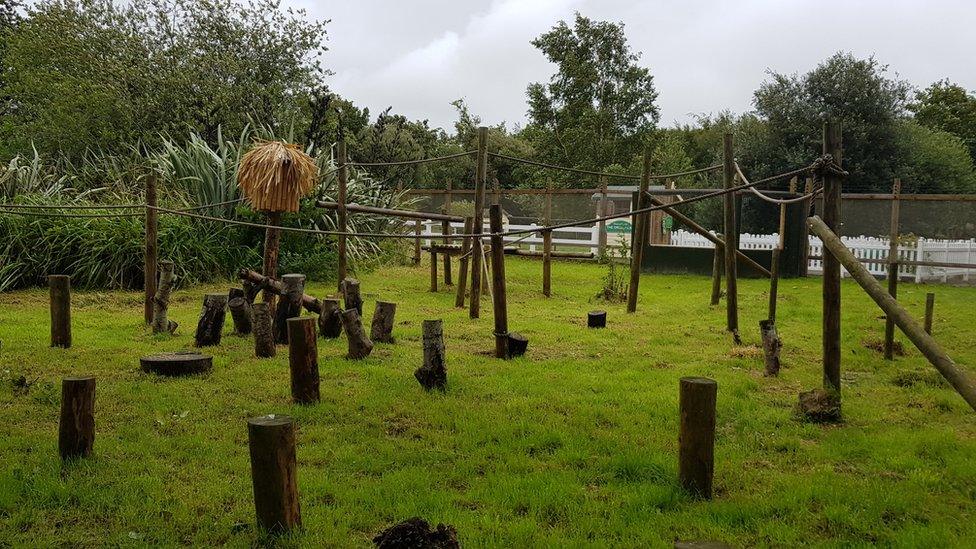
top-left (607, 220), bottom-right (632, 233)
top-left (662, 215), bottom-right (674, 231)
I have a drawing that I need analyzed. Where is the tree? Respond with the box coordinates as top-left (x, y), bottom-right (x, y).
top-left (524, 13), bottom-right (658, 181)
top-left (895, 120), bottom-right (976, 193)
top-left (910, 80), bottom-right (976, 163)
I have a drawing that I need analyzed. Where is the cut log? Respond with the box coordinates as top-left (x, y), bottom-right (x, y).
top-left (317, 298), bottom-right (343, 339)
top-left (508, 332), bottom-right (528, 357)
top-left (341, 277), bottom-right (363, 316)
top-left (140, 352), bottom-right (213, 376)
top-left (587, 310), bottom-right (607, 328)
top-left (151, 261), bottom-right (178, 334)
top-left (759, 319), bottom-right (781, 376)
top-left (273, 274), bottom-right (306, 344)
top-left (247, 415), bottom-right (301, 533)
top-left (341, 308), bottom-right (373, 360)
top-left (415, 319), bottom-right (446, 391)
top-left (287, 317), bottom-right (320, 404)
top-left (243, 280), bottom-right (260, 304)
top-left (59, 376), bottom-right (95, 460)
top-left (253, 302), bottom-right (276, 358)
top-left (370, 301), bottom-right (397, 343)
top-left (194, 293), bottom-right (227, 347)
top-left (679, 377), bottom-right (717, 499)
top-left (229, 297), bottom-right (253, 336)
top-left (237, 269), bottom-right (320, 313)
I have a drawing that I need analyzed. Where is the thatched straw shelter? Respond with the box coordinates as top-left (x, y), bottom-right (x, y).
top-left (237, 141), bottom-right (317, 213)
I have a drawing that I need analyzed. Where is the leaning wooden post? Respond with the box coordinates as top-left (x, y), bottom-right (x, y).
top-left (247, 415), bottom-right (301, 533)
top-left (822, 121), bottom-right (843, 397)
top-left (722, 133), bottom-right (739, 340)
top-left (626, 149), bottom-right (652, 313)
top-left (287, 317), bottom-right (320, 404)
top-left (469, 126), bottom-right (489, 319)
top-left (59, 376), bottom-right (95, 460)
top-left (454, 217), bottom-right (474, 308)
top-left (924, 293), bottom-right (935, 335)
top-left (884, 179), bottom-right (902, 360)
top-left (597, 175), bottom-right (608, 257)
top-left (144, 174), bottom-right (158, 324)
top-left (442, 180), bottom-right (453, 285)
top-left (710, 244), bottom-right (723, 306)
top-left (489, 204), bottom-right (509, 359)
top-left (341, 309), bottom-right (374, 360)
top-left (542, 180), bottom-right (553, 297)
top-left (679, 377), bottom-right (717, 499)
top-left (341, 277), bottom-right (363, 316)
top-left (49, 275), bottom-right (72, 348)
top-left (336, 139), bottom-right (349, 290)
top-left (195, 293), bottom-right (228, 347)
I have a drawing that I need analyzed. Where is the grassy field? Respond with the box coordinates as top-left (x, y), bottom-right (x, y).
top-left (2, 257), bottom-right (976, 547)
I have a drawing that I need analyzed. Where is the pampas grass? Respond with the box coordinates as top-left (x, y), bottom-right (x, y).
top-left (237, 140), bottom-right (317, 212)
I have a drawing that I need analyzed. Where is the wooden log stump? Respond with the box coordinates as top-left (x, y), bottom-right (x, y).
top-left (924, 292), bottom-right (935, 335)
top-left (151, 261), bottom-right (178, 334)
top-left (317, 298), bottom-right (343, 339)
top-left (229, 297), bottom-right (253, 336)
top-left (679, 377), bottom-right (717, 499)
top-left (59, 376), bottom-right (95, 460)
top-left (287, 317), bottom-right (320, 404)
top-left (415, 319), bottom-right (447, 391)
top-left (759, 319), bottom-right (782, 377)
top-left (341, 277), bottom-right (363, 316)
top-left (253, 302), bottom-right (276, 358)
top-left (507, 332), bottom-right (528, 358)
top-left (247, 415), bottom-right (301, 533)
top-left (243, 280), bottom-right (261, 304)
top-left (49, 275), bottom-right (71, 348)
top-left (370, 301), bottom-right (397, 343)
top-left (588, 310), bottom-right (607, 328)
top-left (341, 308), bottom-right (373, 360)
top-left (194, 293), bottom-right (227, 347)
top-left (140, 352), bottom-right (212, 376)
top-left (273, 274), bottom-right (306, 344)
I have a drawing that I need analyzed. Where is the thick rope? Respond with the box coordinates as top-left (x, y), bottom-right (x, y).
top-left (735, 163), bottom-right (822, 205)
top-left (349, 150), bottom-right (476, 167)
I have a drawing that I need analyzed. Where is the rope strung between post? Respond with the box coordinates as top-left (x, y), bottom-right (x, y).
top-left (0, 208), bottom-right (144, 218)
top-left (734, 163), bottom-right (823, 205)
top-left (489, 152), bottom-right (723, 181)
top-left (0, 202), bottom-right (144, 210)
top-left (348, 150), bottom-right (477, 167)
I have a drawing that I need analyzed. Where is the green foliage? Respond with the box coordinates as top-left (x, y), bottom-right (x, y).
top-left (910, 80), bottom-right (976, 163)
top-left (157, 127), bottom-right (247, 217)
top-left (894, 120), bottom-right (976, 193)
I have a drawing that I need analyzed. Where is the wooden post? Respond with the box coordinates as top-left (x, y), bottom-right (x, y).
top-left (808, 215), bottom-right (976, 412)
top-left (759, 319), bottom-right (781, 376)
top-left (341, 309), bottom-right (374, 360)
top-left (341, 277), bottom-right (363, 316)
top-left (443, 180), bottom-right (453, 285)
top-left (253, 303), bottom-right (276, 358)
top-left (337, 139), bottom-right (349, 290)
top-left (370, 301), bottom-right (397, 343)
top-left (429, 249), bottom-right (438, 292)
top-left (722, 133), bottom-right (739, 340)
top-left (195, 293), bottom-right (228, 347)
top-left (924, 293), bottom-right (935, 335)
top-left (626, 149), bottom-right (652, 313)
top-left (413, 220), bottom-right (422, 265)
top-left (543, 181), bottom-right (553, 297)
top-left (679, 377), bottom-right (717, 499)
top-left (262, 211), bottom-right (282, 316)
top-left (287, 317), bottom-right (320, 404)
top-left (151, 261), bottom-right (177, 334)
top-left (144, 174), bottom-right (158, 324)
top-left (317, 298), bottom-right (343, 339)
top-left (59, 376), bottom-right (95, 460)
top-left (588, 310), bottom-right (607, 328)
top-left (489, 204), bottom-right (509, 359)
top-left (415, 319), bottom-right (447, 391)
top-left (455, 217), bottom-right (474, 308)
top-left (822, 121), bottom-right (843, 396)
top-left (469, 127), bottom-right (489, 319)
top-left (49, 275), bottom-right (71, 348)
top-left (229, 296), bottom-right (253, 336)
top-left (273, 274), bottom-right (306, 345)
top-left (598, 175), bottom-right (608, 257)
top-left (247, 415), bottom-right (301, 533)
top-left (884, 179), bottom-right (902, 360)
top-left (768, 248), bottom-right (780, 323)
top-left (801, 176), bottom-right (814, 277)
top-left (710, 244), bottom-right (723, 306)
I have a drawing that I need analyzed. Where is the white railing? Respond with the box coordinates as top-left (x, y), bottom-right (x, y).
top-left (411, 219), bottom-right (601, 255)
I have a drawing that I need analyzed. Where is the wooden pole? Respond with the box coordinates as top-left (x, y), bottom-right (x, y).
top-left (455, 217), bottom-right (474, 308)
top-left (262, 211), bottom-right (282, 316)
top-left (924, 293), bottom-right (935, 335)
top-left (801, 176), bottom-right (814, 277)
top-left (884, 179), bottom-right (902, 360)
top-left (369, 301), bottom-right (397, 343)
top-left (151, 261), bottom-right (177, 335)
top-left (543, 181), bottom-right (553, 297)
top-left (59, 376), bottom-right (95, 460)
top-left (808, 215), bottom-right (976, 412)
top-left (489, 204), bottom-right (509, 359)
top-left (470, 127), bottom-right (489, 319)
top-left (144, 174), bottom-right (158, 324)
top-left (253, 303), bottom-right (276, 358)
top-left (273, 274), bottom-right (306, 345)
top-left (49, 275), bottom-right (71, 348)
top-left (429, 249), bottom-right (438, 292)
top-left (247, 415), bottom-right (301, 533)
top-left (287, 317), bottom-right (320, 404)
top-left (822, 121), bottom-right (843, 395)
top-left (679, 377), bottom-right (717, 499)
top-left (194, 293), bottom-right (228, 347)
top-left (598, 175), bottom-right (608, 257)
top-left (341, 277), bottom-right (363, 316)
top-left (722, 133), bottom-right (739, 340)
top-left (317, 299), bottom-right (343, 339)
top-left (341, 309), bottom-right (374, 360)
top-left (710, 245), bottom-right (723, 306)
top-left (626, 149), bottom-right (652, 313)
top-left (413, 220), bottom-right (422, 265)
top-left (768, 248), bottom-right (780, 323)
top-left (415, 319), bottom-right (447, 391)
top-left (443, 180), bottom-right (453, 285)
top-left (759, 319), bottom-right (782, 376)
top-left (337, 139), bottom-right (349, 290)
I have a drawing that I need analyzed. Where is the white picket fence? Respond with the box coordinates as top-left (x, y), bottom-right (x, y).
top-left (413, 220), bottom-right (601, 255)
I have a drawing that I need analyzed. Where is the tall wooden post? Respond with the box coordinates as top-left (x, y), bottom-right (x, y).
top-left (413, 220), bottom-right (422, 265)
top-left (884, 179), bottom-right (901, 360)
top-left (822, 121), bottom-right (843, 396)
top-left (337, 139), bottom-right (349, 290)
top-left (489, 204), bottom-right (509, 359)
top-left (262, 211), bottom-right (282, 315)
top-left (722, 133), bottom-right (739, 339)
top-left (924, 293), bottom-right (935, 335)
top-left (597, 175), bottom-right (608, 257)
top-left (144, 174), bottom-right (158, 324)
top-left (469, 127), bottom-right (489, 319)
top-left (768, 249), bottom-right (780, 323)
top-left (247, 415), bottom-right (301, 533)
top-left (679, 377), bottom-right (717, 499)
top-left (626, 149), bottom-right (652, 313)
top-left (801, 176), bottom-right (814, 276)
top-left (442, 180), bottom-right (453, 285)
top-left (59, 376), bottom-right (95, 459)
top-left (429, 250), bottom-right (438, 292)
top-left (542, 181), bottom-right (553, 297)
top-left (455, 217), bottom-right (474, 308)
top-left (49, 275), bottom-right (71, 348)
top-left (287, 317), bottom-right (320, 404)
top-left (710, 244), bottom-right (723, 306)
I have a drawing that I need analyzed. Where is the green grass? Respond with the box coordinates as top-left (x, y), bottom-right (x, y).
top-left (2, 258), bottom-right (976, 547)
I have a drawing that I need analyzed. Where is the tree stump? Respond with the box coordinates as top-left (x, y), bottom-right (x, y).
top-left (49, 275), bottom-right (71, 348)
top-left (587, 310), bottom-right (607, 328)
top-left (253, 302), bottom-right (276, 358)
top-left (194, 293), bottom-right (227, 347)
top-left (229, 297), bottom-right (254, 336)
top-left (507, 332), bottom-right (528, 357)
top-left (341, 308), bottom-right (373, 360)
top-left (140, 352), bottom-right (213, 376)
top-left (370, 301), bottom-right (397, 343)
top-left (243, 280), bottom-right (261, 304)
top-left (798, 388), bottom-right (841, 423)
top-left (247, 415), bottom-right (301, 533)
top-left (341, 277), bottom-right (363, 316)
top-left (679, 377), bottom-right (717, 499)
top-left (151, 261), bottom-right (178, 334)
top-left (59, 376), bottom-right (95, 460)
top-left (287, 317), bottom-right (320, 404)
top-left (759, 319), bottom-right (781, 376)
top-left (317, 298), bottom-right (343, 339)
top-left (273, 274), bottom-right (306, 344)
top-left (373, 517), bottom-right (459, 549)
top-left (415, 319), bottom-right (446, 391)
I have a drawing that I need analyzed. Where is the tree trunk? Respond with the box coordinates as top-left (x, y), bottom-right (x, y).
top-left (59, 376), bottom-right (95, 460)
top-left (341, 308), bottom-right (373, 360)
top-left (287, 317), bottom-right (320, 404)
top-left (415, 319), bottom-right (446, 391)
top-left (262, 211), bottom-right (282, 316)
top-left (317, 298), bottom-right (343, 339)
top-left (759, 319), bottom-right (781, 376)
top-left (247, 415), bottom-right (301, 533)
top-left (341, 277), bottom-right (363, 316)
top-left (273, 274), bottom-right (306, 344)
top-left (370, 301), bottom-right (397, 343)
top-left (151, 261), bottom-right (177, 334)
top-left (194, 293), bottom-right (227, 347)
top-left (229, 297), bottom-right (253, 336)
top-left (253, 302), bottom-right (276, 358)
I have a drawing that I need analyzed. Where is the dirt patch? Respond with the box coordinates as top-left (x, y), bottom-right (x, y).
top-left (729, 345), bottom-right (763, 359)
top-left (373, 517), bottom-right (459, 548)
top-left (863, 339), bottom-right (904, 356)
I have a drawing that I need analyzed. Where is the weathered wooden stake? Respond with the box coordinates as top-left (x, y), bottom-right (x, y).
top-left (443, 180), bottom-right (453, 285)
top-left (413, 220), bottom-right (422, 265)
top-left (247, 415), bottom-right (301, 533)
top-left (543, 180), bottom-right (553, 297)
top-left (341, 309), bottom-right (374, 360)
top-left (341, 277), bottom-right (363, 316)
top-left (274, 274), bottom-right (306, 344)
top-left (370, 301), bottom-right (397, 343)
top-left (287, 317), bottom-right (320, 404)
top-left (821, 121), bottom-right (843, 396)
top-left (49, 275), bottom-right (72, 348)
top-left (415, 319), bottom-right (447, 391)
top-left (151, 261), bottom-right (177, 334)
top-left (337, 139), bottom-right (349, 290)
top-left (144, 174), bottom-right (158, 324)
top-left (759, 320), bottom-right (781, 376)
top-left (195, 293), bottom-right (227, 347)
top-left (429, 249), bottom-right (438, 292)
top-left (469, 126), bottom-right (489, 319)
top-left (924, 293), bottom-right (935, 335)
top-left (489, 204), bottom-right (509, 359)
top-left (710, 244), bottom-right (723, 306)
top-left (626, 149), bottom-right (652, 313)
top-left (59, 376), bottom-right (95, 460)
top-left (679, 377), bottom-right (717, 499)
top-left (884, 179), bottom-right (902, 360)
top-left (229, 296), bottom-right (253, 336)
top-left (588, 310), bottom-right (607, 328)
top-left (455, 217), bottom-right (474, 308)
top-left (722, 133), bottom-right (739, 340)
top-left (597, 175), bottom-right (608, 257)
top-left (253, 303), bottom-right (276, 358)
top-left (317, 298), bottom-right (343, 339)
top-left (768, 248), bottom-right (781, 323)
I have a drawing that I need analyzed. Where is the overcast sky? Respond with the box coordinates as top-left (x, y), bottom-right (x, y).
top-left (287, 0), bottom-right (974, 132)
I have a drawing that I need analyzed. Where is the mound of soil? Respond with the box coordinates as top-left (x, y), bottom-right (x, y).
top-left (373, 517), bottom-right (459, 549)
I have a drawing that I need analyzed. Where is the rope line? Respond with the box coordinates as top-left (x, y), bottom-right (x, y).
top-left (489, 152), bottom-right (723, 181)
top-left (734, 163), bottom-right (822, 204)
top-left (348, 150), bottom-right (476, 168)
top-left (0, 202), bottom-right (143, 210)
top-left (0, 208), bottom-right (144, 218)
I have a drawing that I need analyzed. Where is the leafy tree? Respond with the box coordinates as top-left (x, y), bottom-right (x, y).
top-left (895, 120), bottom-right (976, 193)
top-left (910, 80), bottom-right (976, 163)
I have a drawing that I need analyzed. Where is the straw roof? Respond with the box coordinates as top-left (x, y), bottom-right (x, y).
top-left (237, 141), bottom-right (318, 213)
